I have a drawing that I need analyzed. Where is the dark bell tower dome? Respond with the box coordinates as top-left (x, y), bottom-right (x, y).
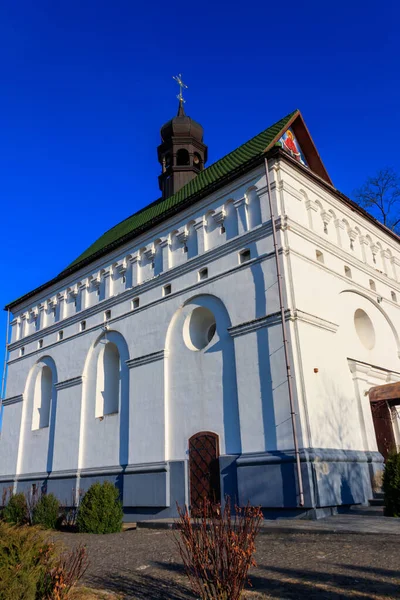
top-left (158, 99), bottom-right (208, 200)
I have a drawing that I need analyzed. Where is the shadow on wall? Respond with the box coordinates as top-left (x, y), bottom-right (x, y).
top-left (312, 374), bottom-right (377, 506)
top-left (202, 298), bottom-right (242, 455)
top-left (250, 259), bottom-right (277, 454)
top-left (166, 294), bottom-right (242, 457)
top-left (81, 330), bottom-right (130, 472)
top-left (25, 356), bottom-right (59, 476)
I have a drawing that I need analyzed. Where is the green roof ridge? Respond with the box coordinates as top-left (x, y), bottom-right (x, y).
top-left (70, 109), bottom-right (297, 268)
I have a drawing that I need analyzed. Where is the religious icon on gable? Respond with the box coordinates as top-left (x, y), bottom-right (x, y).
top-left (279, 128), bottom-right (307, 166)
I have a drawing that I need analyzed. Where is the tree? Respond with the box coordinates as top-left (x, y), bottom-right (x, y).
top-left (354, 167), bottom-right (400, 233)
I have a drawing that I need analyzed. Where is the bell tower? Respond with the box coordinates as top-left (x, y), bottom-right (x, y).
top-left (158, 75), bottom-right (208, 200)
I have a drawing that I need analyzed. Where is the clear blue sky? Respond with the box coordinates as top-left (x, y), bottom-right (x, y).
top-left (0, 0), bottom-right (399, 394)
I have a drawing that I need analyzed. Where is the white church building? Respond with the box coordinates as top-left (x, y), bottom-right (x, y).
top-left (2, 99), bottom-right (400, 520)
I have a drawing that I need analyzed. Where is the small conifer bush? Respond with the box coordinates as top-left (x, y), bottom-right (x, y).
top-left (383, 451), bottom-right (400, 517)
top-left (77, 481), bottom-right (123, 534)
top-left (32, 493), bottom-right (60, 529)
top-left (0, 521), bottom-right (88, 600)
top-left (2, 493), bottom-right (28, 525)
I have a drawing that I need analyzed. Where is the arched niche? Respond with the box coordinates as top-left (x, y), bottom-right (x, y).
top-left (165, 294), bottom-right (241, 461)
top-left (185, 220), bottom-right (198, 259)
top-left (24, 356), bottom-right (58, 433)
top-left (17, 355), bottom-right (58, 476)
top-left (168, 230), bottom-right (183, 268)
top-left (32, 365), bottom-right (52, 430)
top-left (245, 186), bottom-right (262, 230)
top-left (204, 211), bottom-right (217, 251)
top-left (153, 239), bottom-right (163, 276)
top-left (95, 342), bottom-right (120, 418)
top-left (223, 199), bottom-right (238, 240)
top-left (80, 330), bottom-right (130, 469)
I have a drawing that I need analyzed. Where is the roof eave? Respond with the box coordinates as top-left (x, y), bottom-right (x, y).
top-left (268, 146), bottom-right (400, 244)
top-left (4, 153), bottom-right (267, 312)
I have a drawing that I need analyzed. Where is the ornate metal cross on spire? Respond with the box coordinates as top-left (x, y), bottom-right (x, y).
top-left (173, 74), bottom-right (188, 104)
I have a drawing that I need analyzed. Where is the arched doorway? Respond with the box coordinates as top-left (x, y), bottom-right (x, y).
top-left (369, 382), bottom-right (400, 460)
top-left (189, 432), bottom-right (221, 513)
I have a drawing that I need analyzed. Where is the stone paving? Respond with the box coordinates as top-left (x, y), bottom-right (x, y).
top-left (53, 508), bottom-right (400, 599)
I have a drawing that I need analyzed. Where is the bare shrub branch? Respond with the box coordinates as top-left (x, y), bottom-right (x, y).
top-left (175, 497), bottom-right (263, 600)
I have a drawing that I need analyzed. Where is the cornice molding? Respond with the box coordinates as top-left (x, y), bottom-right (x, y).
top-left (54, 376), bottom-right (83, 391)
top-left (286, 217), bottom-right (400, 291)
top-left (124, 461), bottom-right (168, 474)
top-left (293, 309), bottom-right (339, 333)
top-left (79, 465), bottom-right (123, 477)
top-left (2, 394), bottom-right (23, 407)
top-left (229, 311), bottom-right (290, 338)
top-left (126, 350), bottom-right (165, 369)
top-left (15, 471), bottom-right (49, 482)
top-left (8, 223), bottom-right (273, 353)
top-left (8, 250), bottom-right (273, 366)
top-left (276, 158), bottom-right (400, 253)
top-left (229, 309), bottom-right (338, 338)
top-left (348, 357), bottom-right (400, 378)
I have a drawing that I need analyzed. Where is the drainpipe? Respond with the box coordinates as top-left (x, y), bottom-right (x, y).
top-left (1, 309), bottom-right (11, 405)
top-left (264, 157), bottom-right (304, 507)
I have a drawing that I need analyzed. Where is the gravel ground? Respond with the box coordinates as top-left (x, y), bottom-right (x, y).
top-left (52, 527), bottom-right (400, 599)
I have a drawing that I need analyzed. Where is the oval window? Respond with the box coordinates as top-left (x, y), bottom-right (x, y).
top-left (183, 307), bottom-right (217, 351)
top-left (354, 309), bottom-right (375, 350)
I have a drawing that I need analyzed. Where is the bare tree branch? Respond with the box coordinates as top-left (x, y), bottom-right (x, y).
top-left (354, 168), bottom-right (400, 233)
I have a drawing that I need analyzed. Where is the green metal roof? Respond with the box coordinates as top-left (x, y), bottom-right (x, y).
top-left (69, 109), bottom-right (298, 267)
top-left (5, 109), bottom-right (298, 310)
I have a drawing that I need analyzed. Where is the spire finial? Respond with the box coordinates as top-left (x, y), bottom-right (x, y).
top-left (173, 74), bottom-right (188, 115)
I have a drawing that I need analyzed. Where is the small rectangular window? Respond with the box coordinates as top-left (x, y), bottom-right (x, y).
top-left (58, 331), bottom-right (64, 341)
top-left (105, 310), bottom-right (111, 321)
top-left (239, 249), bottom-right (251, 264)
top-left (163, 284), bottom-right (172, 296)
top-left (198, 267), bottom-right (208, 281)
top-left (132, 297), bottom-right (140, 310)
top-left (80, 321), bottom-right (86, 331)
top-left (369, 279), bottom-right (376, 291)
top-left (391, 291), bottom-right (397, 303)
top-left (20, 347), bottom-right (25, 357)
top-left (38, 339), bottom-right (43, 349)
top-left (344, 266), bottom-right (352, 278)
top-left (316, 250), bottom-right (324, 264)
top-left (122, 275), bottom-right (126, 284)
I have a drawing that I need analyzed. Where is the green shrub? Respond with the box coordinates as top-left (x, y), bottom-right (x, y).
top-left (2, 493), bottom-right (28, 525)
top-left (383, 451), bottom-right (400, 517)
top-left (0, 521), bottom-right (51, 600)
top-left (0, 521), bottom-right (88, 600)
top-left (32, 493), bottom-right (60, 530)
top-left (77, 481), bottom-right (123, 534)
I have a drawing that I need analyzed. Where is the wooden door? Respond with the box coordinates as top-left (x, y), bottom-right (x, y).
top-left (371, 401), bottom-right (396, 461)
top-left (189, 432), bottom-right (221, 513)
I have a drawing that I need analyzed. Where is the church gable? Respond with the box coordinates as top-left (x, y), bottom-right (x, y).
top-left (275, 111), bottom-right (332, 185)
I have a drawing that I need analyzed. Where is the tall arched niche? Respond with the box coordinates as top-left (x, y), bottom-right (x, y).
top-left (165, 294), bottom-right (241, 461)
top-left (79, 330), bottom-right (130, 470)
top-left (17, 355), bottom-right (58, 477)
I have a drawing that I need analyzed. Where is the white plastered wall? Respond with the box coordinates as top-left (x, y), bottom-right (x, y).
top-left (276, 157), bottom-right (400, 453)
